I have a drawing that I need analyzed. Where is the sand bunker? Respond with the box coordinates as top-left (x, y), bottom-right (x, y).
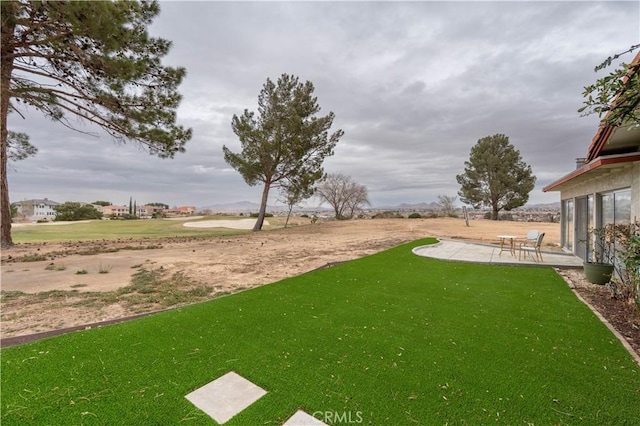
top-left (164, 216), bottom-right (204, 221)
top-left (183, 219), bottom-right (269, 229)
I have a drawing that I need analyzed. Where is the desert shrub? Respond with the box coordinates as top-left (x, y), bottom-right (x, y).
top-left (249, 212), bottom-right (274, 218)
top-left (408, 213), bottom-right (422, 219)
top-left (425, 212), bottom-right (440, 219)
top-left (300, 214), bottom-right (309, 218)
top-left (44, 263), bottom-right (66, 271)
top-left (607, 221), bottom-right (640, 309)
top-left (372, 211), bottom-right (404, 219)
top-left (483, 212), bottom-right (514, 220)
top-left (19, 254), bottom-right (47, 262)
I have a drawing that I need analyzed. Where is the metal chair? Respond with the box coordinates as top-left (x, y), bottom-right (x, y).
top-left (520, 230), bottom-right (539, 248)
top-left (519, 232), bottom-right (545, 262)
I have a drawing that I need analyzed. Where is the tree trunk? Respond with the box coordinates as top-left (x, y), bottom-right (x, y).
top-left (492, 207), bottom-right (499, 220)
top-left (1, 4), bottom-right (16, 248)
top-left (253, 181), bottom-right (271, 231)
top-left (284, 204), bottom-right (293, 228)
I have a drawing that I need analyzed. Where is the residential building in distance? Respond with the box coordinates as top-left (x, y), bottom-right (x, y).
top-left (102, 205), bottom-right (129, 217)
top-left (142, 204), bottom-right (167, 218)
top-left (13, 198), bottom-right (60, 222)
top-left (166, 206), bottom-right (196, 216)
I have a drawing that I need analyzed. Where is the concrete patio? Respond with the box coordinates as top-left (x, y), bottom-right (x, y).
top-left (412, 239), bottom-right (583, 267)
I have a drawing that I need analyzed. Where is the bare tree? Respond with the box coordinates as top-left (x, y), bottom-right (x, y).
top-left (437, 195), bottom-right (457, 217)
top-left (279, 173), bottom-right (316, 228)
top-left (316, 173), bottom-right (369, 220)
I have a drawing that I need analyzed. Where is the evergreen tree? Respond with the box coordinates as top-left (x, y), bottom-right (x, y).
top-left (54, 202), bottom-right (102, 221)
top-left (456, 134), bottom-right (536, 220)
top-left (223, 74), bottom-right (343, 231)
top-left (7, 131), bottom-right (36, 162)
top-left (1, 1), bottom-right (191, 247)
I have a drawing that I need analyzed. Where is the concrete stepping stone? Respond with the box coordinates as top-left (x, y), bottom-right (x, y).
top-left (185, 371), bottom-right (267, 424)
top-left (283, 410), bottom-right (328, 425)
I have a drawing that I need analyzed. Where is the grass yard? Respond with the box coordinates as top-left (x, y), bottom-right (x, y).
top-left (9, 216), bottom-right (272, 243)
top-left (1, 239), bottom-right (638, 425)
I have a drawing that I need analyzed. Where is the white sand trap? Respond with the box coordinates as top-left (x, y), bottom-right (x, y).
top-left (164, 215), bottom-right (204, 221)
top-left (283, 410), bottom-right (329, 425)
top-left (183, 218), bottom-right (269, 229)
top-left (185, 371), bottom-right (267, 424)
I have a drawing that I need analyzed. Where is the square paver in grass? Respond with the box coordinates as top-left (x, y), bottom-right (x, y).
top-left (283, 410), bottom-right (328, 426)
top-left (185, 371), bottom-right (267, 424)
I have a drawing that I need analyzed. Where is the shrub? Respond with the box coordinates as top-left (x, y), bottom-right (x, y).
top-left (45, 263), bottom-right (66, 271)
top-left (249, 212), bottom-right (274, 218)
top-left (499, 213), bottom-right (514, 221)
top-left (607, 221), bottom-right (640, 308)
top-left (98, 263), bottom-right (112, 274)
top-left (408, 213), bottom-right (422, 219)
top-left (372, 211), bottom-right (404, 219)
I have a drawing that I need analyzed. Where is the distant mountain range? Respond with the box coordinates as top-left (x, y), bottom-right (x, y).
top-left (198, 201), bottom-right (322, 213)
top-left (198, 200), bottom-right (560, 213)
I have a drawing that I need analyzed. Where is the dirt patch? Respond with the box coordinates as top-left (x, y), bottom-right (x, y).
top-left (1, 217), bottom-right (637, 358)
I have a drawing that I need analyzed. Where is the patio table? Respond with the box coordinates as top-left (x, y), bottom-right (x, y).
top-left (497, 235), bottom-right (517, 256)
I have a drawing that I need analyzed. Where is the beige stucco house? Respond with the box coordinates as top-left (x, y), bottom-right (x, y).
top-left (543, 52), bottom-right (640, 260)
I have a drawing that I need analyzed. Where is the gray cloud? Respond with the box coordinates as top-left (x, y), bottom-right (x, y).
top-left (8, 1), bottom-right (639, 208)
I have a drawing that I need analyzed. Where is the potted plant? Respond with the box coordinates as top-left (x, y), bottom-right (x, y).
top-left (583, 225), bottom-right (616, 285)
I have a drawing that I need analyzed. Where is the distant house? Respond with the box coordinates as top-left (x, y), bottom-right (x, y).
top-left (13, 198), bottom-right (61, 222)
top-left (167, 206), bottom-right (196, 216)
top-left (543, 52), bottom-right (640, 260)
top-left (102, 205), bottom-right (129, 217)
top-left (142, 204), bottom-right (167, 218)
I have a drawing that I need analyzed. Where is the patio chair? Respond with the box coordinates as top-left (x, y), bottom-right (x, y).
top-left (519, 230), bottom-right (539, 248)
top-left (519, 232), bottom-right (545, 262)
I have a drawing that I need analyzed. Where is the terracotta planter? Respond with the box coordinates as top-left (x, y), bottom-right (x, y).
top-left (583, 262), bottom-right (614, 285)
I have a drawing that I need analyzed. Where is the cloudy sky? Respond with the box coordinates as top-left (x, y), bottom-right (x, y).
top-left (7, 1), bottom-right (640, 209)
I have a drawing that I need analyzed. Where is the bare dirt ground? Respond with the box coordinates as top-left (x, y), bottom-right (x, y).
top-left (1, 217), bottom-right (638, 357)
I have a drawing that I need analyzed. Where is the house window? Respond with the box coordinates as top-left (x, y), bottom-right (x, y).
top-left (563, 199), bottom-right (574, 251)
top-left (600, 188), bottom-right (631, 226)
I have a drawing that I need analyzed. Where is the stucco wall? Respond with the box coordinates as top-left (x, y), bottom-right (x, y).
top-left (559, 162), bottom-right (640, 221)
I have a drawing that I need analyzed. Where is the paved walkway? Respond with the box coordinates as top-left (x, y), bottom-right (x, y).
top-left (412, 239), bottom-right (583, 267)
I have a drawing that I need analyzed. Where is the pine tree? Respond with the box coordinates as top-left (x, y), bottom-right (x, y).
top-left (456, 134), bottom-right (536, 220)
top-left (1, 1), bottom-right (191, 247)
top-left (223, 74), bottom-right (343, 231)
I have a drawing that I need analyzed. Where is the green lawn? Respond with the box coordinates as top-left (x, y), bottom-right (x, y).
top-left (1, 239), bottom-right (638, 425)
top-left (10, 216), bottom-right (284, 242)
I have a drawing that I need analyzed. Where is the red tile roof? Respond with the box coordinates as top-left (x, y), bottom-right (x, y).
top-left (586, 51), bottom-right (640, 162)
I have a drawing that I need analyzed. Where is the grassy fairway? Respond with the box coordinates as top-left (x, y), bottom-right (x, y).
top-left (2, 239), bottom-right (638, 425)
top-left (9, 216), bottom-right (279, 243)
